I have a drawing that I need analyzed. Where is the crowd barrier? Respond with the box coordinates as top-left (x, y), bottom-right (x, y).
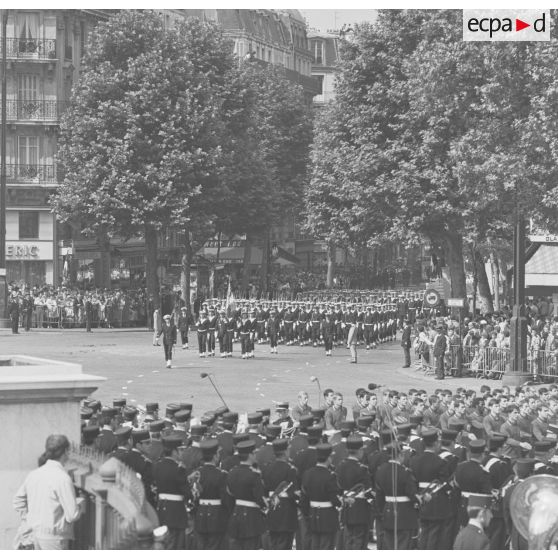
top-left (19, 307), bottom-right (148, 329)
top-left (415, 343), bottom-right (558, 381)
top-left (67, 443), bottom-right (158, 549)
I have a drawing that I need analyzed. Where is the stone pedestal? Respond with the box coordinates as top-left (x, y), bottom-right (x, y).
top-left (0, 355), bottom-right (105, 549)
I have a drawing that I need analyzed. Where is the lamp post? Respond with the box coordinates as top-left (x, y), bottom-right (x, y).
top-left (0, 10), bottom-right (8, 322)
top-left (504, 214), bottom-right (528, 386)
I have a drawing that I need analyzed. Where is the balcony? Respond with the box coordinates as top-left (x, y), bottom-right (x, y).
top-left (6, 99), bottom-right (66, 121)
top-left (3, 38), bottom-right (57, 60)
top-left (7, 164), bottom-right (59, 184)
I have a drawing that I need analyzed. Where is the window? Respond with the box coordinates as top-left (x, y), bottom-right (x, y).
top-left (64, 18), bottom-right (72, 60)
top-left (316, 75), bottom-right (324, 95)
top-left (19, 211), bottom-right (40, 239)
top-left (18, 13), bottom-right (39, 41)
top-left (311, 40), bottom-right (324, 64)
top-left (18, 74), bottom-right (38, 101)
top-left (19, 136), bottom-right (39, 166)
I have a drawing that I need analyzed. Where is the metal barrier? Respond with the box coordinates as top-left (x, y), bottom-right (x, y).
top-left (416, 344), bottom-right (558, 381)
top-left (67, 444), bottom-right (158, 549)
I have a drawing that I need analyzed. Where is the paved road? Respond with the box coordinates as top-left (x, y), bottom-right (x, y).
top-left (1, 328), bottom-right (497, 416)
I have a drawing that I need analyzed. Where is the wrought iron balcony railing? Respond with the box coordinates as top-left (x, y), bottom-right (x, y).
top-left (6, 99), bottom-right (66, 121)
top-left (7, 164), bottom-right (58, 183)
top-left (3, 37), bottom-right (57, 59)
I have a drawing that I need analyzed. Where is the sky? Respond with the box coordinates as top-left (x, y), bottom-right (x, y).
top-left (299, 9), bottom-right (378, 32)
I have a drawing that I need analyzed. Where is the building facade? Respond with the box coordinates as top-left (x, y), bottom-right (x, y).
top-left (1, 9), bottom-right (109, 287)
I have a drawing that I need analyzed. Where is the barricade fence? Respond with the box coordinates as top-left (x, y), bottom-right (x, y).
top-left (414, 343), bottom-right (558, 381)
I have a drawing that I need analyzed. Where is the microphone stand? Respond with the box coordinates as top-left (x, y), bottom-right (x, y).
top-left (201, 373), bottom-right (228, 409)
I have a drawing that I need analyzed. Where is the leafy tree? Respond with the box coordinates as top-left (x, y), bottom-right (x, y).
top-left (53, 11), bottom-right (234, 305)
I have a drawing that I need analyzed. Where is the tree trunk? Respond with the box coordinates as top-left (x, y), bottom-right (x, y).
top-left (326, 242), bottom-right (335, 288)
top-left (96, 228), bottom-right (111, 289)
top-left (490, 250), bottom-right (500, 311)
top-left (242, 233), bottom-right (253, 297)
top-left (145, 225), bottom-right (160, 309)
top-left (471, 245), bottom-right (478, 318)
top-left (260, 226), bottom-right (271, 299)
top-left (475, 249), bottom-right (494, 314)
top-left (442, 231), bottom-right (466, 298)
top-left (180, 230), bottom-right (193, 319)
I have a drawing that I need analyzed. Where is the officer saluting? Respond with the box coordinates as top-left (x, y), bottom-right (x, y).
top-left (152, 434), bottom-right (192, 549)
top-left (193, 439), bottom-right (231, 550)
top-left (226, 440), bottom-right (267, 549)
top-left (300, 443), bottom-right (341, 550)
top-left (336, 435), bottom-right (373, 549)
top-left (262, 438), bottom-right (299, 549)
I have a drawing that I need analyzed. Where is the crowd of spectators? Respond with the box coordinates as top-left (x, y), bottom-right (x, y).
top-left (7, 284), bottom-right (150, 329)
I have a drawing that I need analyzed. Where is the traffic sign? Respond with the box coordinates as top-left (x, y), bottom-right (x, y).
top-left (447, 298), bottom-right (465, 308)
top-left (424, 288), bottom-right (441, 308)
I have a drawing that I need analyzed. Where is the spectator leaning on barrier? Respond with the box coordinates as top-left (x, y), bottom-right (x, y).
top-left (13, 434), bottom-right (83, 550)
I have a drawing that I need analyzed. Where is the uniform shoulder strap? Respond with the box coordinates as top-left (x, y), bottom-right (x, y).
top-left (483, 457), bottom-right (500, 472)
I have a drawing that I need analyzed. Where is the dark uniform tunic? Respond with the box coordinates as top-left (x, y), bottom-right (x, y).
top-left (453, 523), bottom-right (490, 550)
top-left (301, 463), bottom-right (341, 550)
top-left (454, 459), bottom-right (492, 527)
top-left (375, 460), bottom-right (419, 550)
top-left (194, 462), bottom-right (231, 550)
top-left (152, 456), bottom-right (192, 549)
top-left (226, 463), bottom-right (266, 549)
top-left (336, 456), bottom-right (373, 549)
top-left (262, 459), bottom-right (299, 549)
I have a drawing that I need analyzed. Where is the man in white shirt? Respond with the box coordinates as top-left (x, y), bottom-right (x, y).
top-left (13, 434), bottom-right (83, 550)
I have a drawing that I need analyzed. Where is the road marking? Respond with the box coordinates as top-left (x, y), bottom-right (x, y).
top-left (138, 374), bottom-right (144, 378)
top-left (127, 380), bottom-right (133, 384)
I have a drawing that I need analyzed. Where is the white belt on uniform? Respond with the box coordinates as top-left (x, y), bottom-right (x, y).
top-left (461, 491), bottom-right (488, 499)
top-left (158, 493), bottom-right (184, 501)
top-left (310, 501), bottom-right (333, 508)
top-left (385, 496), bottom-right (410, 503)
top-left (199, 499), bottom-right (221, 506)
top-left (235, 499), bottom-right (259, 508)
top-left (418, 482), bottom-right (431, 489)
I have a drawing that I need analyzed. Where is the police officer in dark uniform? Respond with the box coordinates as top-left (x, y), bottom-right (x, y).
top-left (128, 429), bottom-right (156, 506)
top-left (454, 439), bottom-right (492, 528)
top-left (152, 434), bottom-right (192, 549)
top-left (300, 443), bottom-right (341, 550)
top-left (180, 424), bottom-right (206, 476)
top-left (375, 438), bottom-right (419, 550)
top-left (97, 407), bottom-right (119, 454)
top-left (147, 419), bottom-right (165, 462)
top-left (9, 292), bottom-right (20, 334)
top-left (226, 439), bottom-right (267, 549)
top-left (483, 434), bottom-right (512, 549)
top-left (262, 438), bottom-right (299, 549)
top-left (111, 425), bottom-right (133, 466)
top-left (193, 439), bottom-right (231, 550)
top-left (409, 428), bottom-right (451, 549)
top-left (336, 436), bottom-right (373, 549)
top-left (254, 425), bottom-right (281, 472)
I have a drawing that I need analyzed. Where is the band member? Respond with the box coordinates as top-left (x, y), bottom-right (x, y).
top-left (207, 307), bottom-right (218, 357)
top-left (266, 308), bottom-right (281, 354)
top-left (321, 311), bottom-right (335, 357)
top-left (196, 309), bottom-right (210, 357)
top-left (178, 307), bottom-right (189, 350)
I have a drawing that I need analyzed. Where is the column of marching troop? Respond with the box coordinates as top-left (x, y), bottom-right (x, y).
top-left (78, 382), bottom-right (558, 550)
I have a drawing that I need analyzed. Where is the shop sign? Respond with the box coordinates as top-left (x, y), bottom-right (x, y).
top-left (6, 242), bottom-right (53, 260)
top-left (7, 187), bottom-right (54, 207)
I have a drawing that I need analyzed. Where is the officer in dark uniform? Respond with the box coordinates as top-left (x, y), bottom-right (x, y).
top-left (84, 294), bottom-right (93, 332)
top-left (128, 429), bottom-right (156, 506)
top-left (22, 292), bottom-right (34, 331)
top-left (254, 425), bottom-right (281, 471)
top-left (453, 494), bottom-right (492, 550)
top-left (409, 428), bottom-right (451, 549)
top-left (147, 419), bottom-right (166, 462)
top-left (300, 443), bottom-right (341, 550)
top-left (9, 293), bottom-right (20, 334)
top-left (152, 434), bottom-right (193, 549)
top-left (193, 439), bottom-right (232, 550)
top-left (262, 438), bottom-right (299, 549)
top-left (217, 412), bottom-right (237, 462)
top-left (180, 424), bottom-right (206, 476)
top-left (438, 429), bottom-right (461, 545)
top-left (483, 434), bottom-right (512, 549)
top-left (246, 413), bottom-right (266, 448)
top-left (81, 425), bottom-right (100, 449)
top-left (226, 439), bottom-right (267, 549)
top-left (221, 433), bottom-right (249, 472)
top-left (111, 426), bottom-right (133, 466)
top-left (336, 436), bottom-right (373, 549)
top-left (374, 437), bottom-right (419, 550)
top-left (97, 407), bottom-right (119, 454)
top-left (454, 439), bottom-right (492, 527)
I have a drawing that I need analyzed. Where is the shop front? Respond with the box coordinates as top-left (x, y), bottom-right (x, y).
top-left (6, 240), bottom-right (54, 286)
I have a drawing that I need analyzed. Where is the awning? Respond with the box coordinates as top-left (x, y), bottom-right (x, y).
top-left (525, 244), bottom-right (558, 287)
top-left (200, 245), bottom-right (299, 266)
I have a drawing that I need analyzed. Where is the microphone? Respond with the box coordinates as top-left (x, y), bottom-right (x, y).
top-left (200, 372), bottom-right (228, 409)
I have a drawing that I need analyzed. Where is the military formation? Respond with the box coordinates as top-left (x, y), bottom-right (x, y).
top-left (185, 292), bottom-right (424, 360)
top-left (79, 381), bottom-right (558, 550)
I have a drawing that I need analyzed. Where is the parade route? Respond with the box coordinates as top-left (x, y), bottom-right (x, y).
top-left (1, 328), bottom-right (494, 416)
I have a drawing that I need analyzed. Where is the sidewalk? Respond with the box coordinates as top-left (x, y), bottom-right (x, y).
top-left (0, 326), bottom-right (152, 335)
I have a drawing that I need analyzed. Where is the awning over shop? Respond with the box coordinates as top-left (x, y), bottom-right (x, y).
top-left (200, 245), bottom-right (299, 266)
top-left (526, 244), bottom-right (558, 287)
